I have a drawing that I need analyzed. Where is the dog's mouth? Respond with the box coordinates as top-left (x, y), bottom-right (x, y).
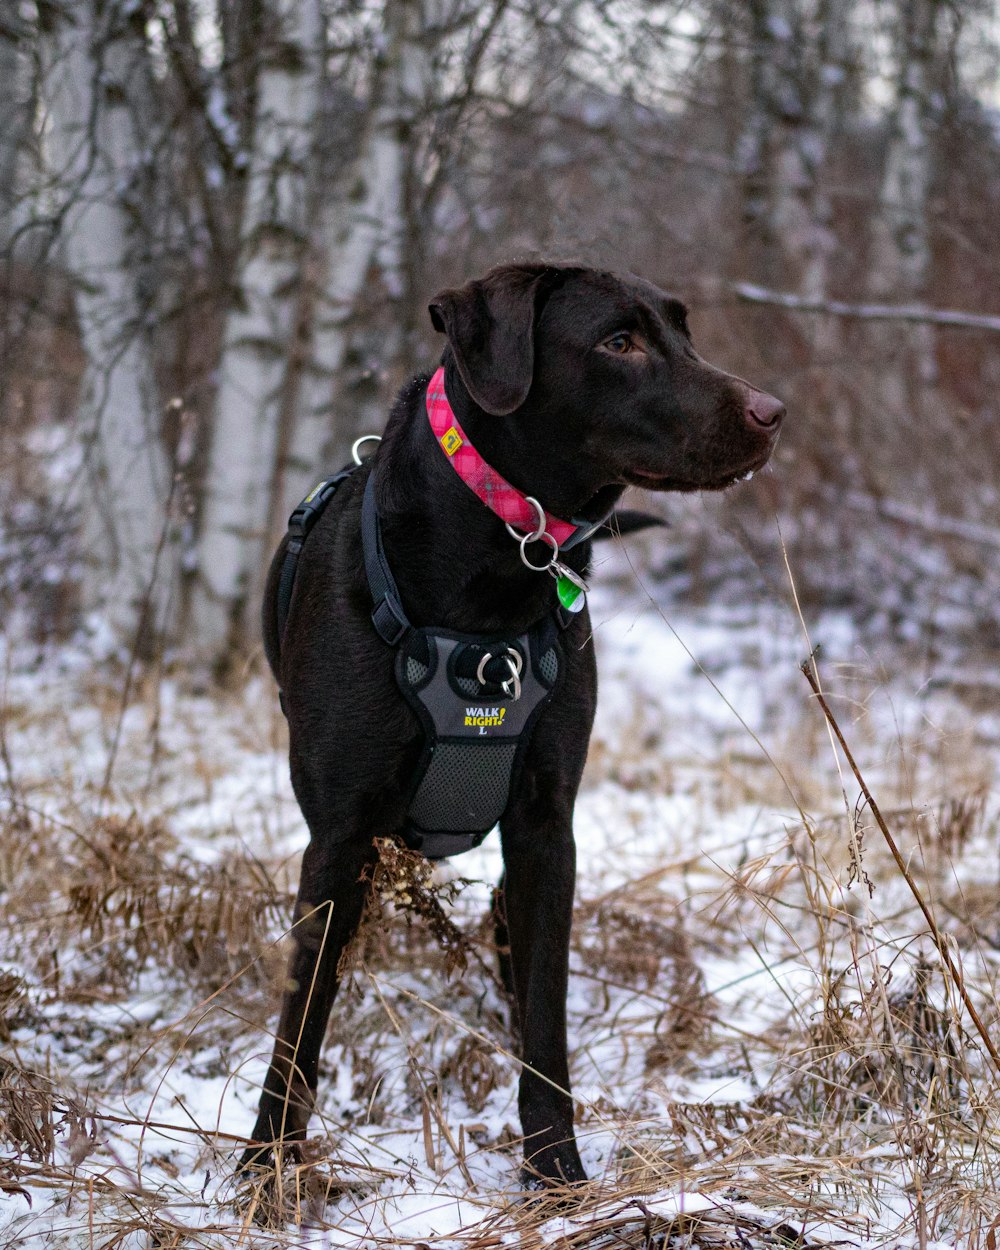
top-left (626, 450), bottom-right (772, 493)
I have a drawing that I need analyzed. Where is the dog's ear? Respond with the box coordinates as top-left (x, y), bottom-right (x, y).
top-left (428, 268), bottom-right (547, 415)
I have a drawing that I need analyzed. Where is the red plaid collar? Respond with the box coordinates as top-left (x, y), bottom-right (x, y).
top-left (425, 366), bottom-right (578, 544)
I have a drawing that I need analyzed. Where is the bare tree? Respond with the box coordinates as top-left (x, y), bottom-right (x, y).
top-left (865, 0), bottom-right (949, 497)
top-left (273, 0), bottom-right (427, 527)
top-left (188, 0), bottom-right (324, 659)
top-left (735, 0), bottom-right (851, 296)
top-left (42, 1), bottom-right (177, 650)
top-left (0, 1), bottom-right (30, 247)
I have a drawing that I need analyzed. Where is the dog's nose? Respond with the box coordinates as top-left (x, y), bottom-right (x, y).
top-left (745, 390), bottom-right (785, 430)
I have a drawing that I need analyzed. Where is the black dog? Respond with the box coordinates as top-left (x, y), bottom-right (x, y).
top-left (243, 262), bottom-right (783, 1187)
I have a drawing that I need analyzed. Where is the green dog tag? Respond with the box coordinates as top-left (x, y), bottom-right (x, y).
top-left (556, 574), bottom-right (585, 613)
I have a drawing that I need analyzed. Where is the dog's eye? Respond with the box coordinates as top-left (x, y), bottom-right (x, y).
top-left (603, 333), bottom-right (634, 354)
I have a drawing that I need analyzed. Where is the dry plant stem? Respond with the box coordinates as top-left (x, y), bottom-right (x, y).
top-left (99, 464), bottom-right (179, 805)
top-left (801, 659), bottom-right (1000, 1078)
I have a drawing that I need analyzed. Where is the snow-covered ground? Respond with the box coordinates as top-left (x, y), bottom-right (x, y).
top-left (1, 552), bottom-right (999, 1248)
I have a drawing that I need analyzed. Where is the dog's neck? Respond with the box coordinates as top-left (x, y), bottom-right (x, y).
top-left (373, 367), bottom-right (614, 635)
top-left (424, 366), bottom-right (582, 545)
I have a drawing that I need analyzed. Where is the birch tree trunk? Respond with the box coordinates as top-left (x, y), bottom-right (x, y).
top-left (44, 2), bottom-right (176, 652)
top-left (737, 0), bottom-right (848, 295)
top-left (271, 0), bottom-right (421, 531)
top-left (0, 1), bottom-right (28, 246)
top-left (799, 0), bottom-right (849, 304)
top-left (188, 0), bottom-right (322, 660)
top-left (0, 0), bottom-right (31, 414)
top-left (734, 0), bottom-right (852, 471)
top-left (868, 0), bottom-right (940, 334)
top-left (866, 0), bottom-right (944, 496)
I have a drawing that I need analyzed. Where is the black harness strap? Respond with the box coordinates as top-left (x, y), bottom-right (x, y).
top-left (361, 474), bottom-right (411, 646)
top-left (276, 469), bottom-right (358, 648)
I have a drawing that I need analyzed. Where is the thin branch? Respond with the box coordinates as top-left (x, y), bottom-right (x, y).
top-left (734, 282), bottom-right (1000, 333)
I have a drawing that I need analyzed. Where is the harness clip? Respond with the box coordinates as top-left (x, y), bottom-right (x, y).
top-left (372, 594), bottom-right (409, 645)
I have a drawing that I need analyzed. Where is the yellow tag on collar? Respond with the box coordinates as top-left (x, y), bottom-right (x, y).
top-left (440, 427), bottom-right (463, 456)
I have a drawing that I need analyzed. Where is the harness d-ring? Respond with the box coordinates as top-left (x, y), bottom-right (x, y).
top-left (352, 434), bottom-right (382, 465)
top-left (501, 659), bottom-right (522, 701)
top-left (476, 647), bottom-right (524, 701)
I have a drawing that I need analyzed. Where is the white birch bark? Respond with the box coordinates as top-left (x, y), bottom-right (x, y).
top-left (189, 0), bottom-right (323, 657)
top-left (799, 0), bottom-right (849, 304)
top-left (273, 0), bottom-right (421, 527)
top-left (868, 0), bottom-right (940, 367)
top-left (737, 0), bottom-right (804, 282)
top-left (43, 2), bottom-right (176, 648)
top-left (734, 0), bottom-right (853, 457)
top-left (0, 2), bottom-right (27, 245)
top-left (866, 0), bottom-right (945, 496)
top-left (737, 0), bottom-right (848, 297)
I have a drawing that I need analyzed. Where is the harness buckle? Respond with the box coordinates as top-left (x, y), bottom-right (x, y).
top-left (372, 594), bottom-right (409, 645)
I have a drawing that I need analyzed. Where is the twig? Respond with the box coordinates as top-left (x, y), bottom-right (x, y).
top-left (51, 1105), bottom-right (253, 1145)
top-left (801, 656), bottom-right (1000, 1078)
top-left (734, 282), bottom-right (1000, 333)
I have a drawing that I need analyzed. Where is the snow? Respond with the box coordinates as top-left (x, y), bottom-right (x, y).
top-left (1, 569), bottom-right (998, 1247)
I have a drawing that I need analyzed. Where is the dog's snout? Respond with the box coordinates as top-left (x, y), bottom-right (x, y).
top-left (744, 391), bottom-right (785, 431)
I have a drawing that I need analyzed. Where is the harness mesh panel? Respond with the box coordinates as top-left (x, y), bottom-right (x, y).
top-left (539, 647), bottom-right (558, 684)
top-left (408, 741), bottom-right (517, 832)
top-left (455, 676), bottom-right (478, 696)
top-left (406, 656), bottom-right (429, 685)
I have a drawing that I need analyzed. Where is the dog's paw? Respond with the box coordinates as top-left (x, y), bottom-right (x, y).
top-left (520, 1143), bottom-right (588, 1202)
top-left (236, 1140), bottom-right (278, 1176)
top-left (519, 1171), bottom-right (590, 1214)
top-left (233, 1142), bottom-right (368, 1229)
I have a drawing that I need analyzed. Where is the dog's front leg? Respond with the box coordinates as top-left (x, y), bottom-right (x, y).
top-left (500, 809), bottom-right (585, 1187)
top-left (242, 834), bottom-right (376, 1170)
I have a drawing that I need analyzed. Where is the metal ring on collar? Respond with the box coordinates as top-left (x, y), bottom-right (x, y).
top-left (504, 496), bottom-right (546, 545)
top-left (352, 434), bottom-right (382, 465)
top-left (475, 647), bottom-right (523, 686)
top-left (518, 528), bottom-right (559, 572)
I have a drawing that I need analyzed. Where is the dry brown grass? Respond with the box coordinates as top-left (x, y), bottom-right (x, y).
top-left (1, 630), bottom-right (999, 1248)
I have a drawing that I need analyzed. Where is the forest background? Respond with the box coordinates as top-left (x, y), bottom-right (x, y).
top-left (3, 0), bottom-right (999, 665)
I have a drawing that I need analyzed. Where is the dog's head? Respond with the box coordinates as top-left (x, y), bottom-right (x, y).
top-left (429, 263), bottom-right (784, 518)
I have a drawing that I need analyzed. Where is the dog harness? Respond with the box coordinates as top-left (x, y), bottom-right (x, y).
top-left (274, 373), bottom-right (605, 861)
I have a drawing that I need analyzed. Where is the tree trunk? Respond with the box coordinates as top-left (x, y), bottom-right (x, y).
top-left (0, 1), bottom-right (29, 245)
top-left (866, 0), bottom-right (945, 498)
top-left (736, 0), bottom-right (848, 295)
top-left (271, 0), bottom-right (421, 531)
top-left (799, 0), bottom-right (849, 303)
top-left (44, 1), bottom-right (176, 653)
top-left (188, 0), bottom-right (323, 662)
top-left (734, 0), bottom-right (853, 480)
